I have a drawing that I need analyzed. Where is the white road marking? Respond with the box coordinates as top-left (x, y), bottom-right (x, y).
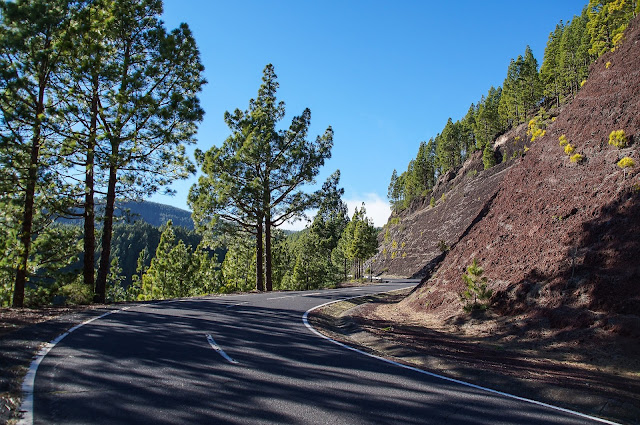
top-left (302, 295), bottom-right (620, 425)
top-left (17, 309), bottom-right (120, 425)
top-left (225, 301), bottom-right (249, 308)
top-left (303, 293), bottom-right (322, 296)
top-left (206, 334), bottom-right (238, 364)
top-left (267, 295), bottom-right (296, 300)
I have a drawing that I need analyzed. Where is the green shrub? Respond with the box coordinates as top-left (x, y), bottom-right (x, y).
top-left (564, 144), bottom-right (575, 155)
top-left (60, 280), bottom-right (93, 305)
top-left (459, 258), bottom-right (492, 312)
top-left (609, 130), bottom-right (628, 148)
top-left (558, 134), bottom-right (568, 146)
top-left (570, 153), bottom-right (584, 163)
top-left (429, 197), bottom-right (435, 207)
top-left (527, 115), bottom-right (547, 142)
top-left (437, 240), bottom-right (450, 253)
top-left (25, 283), bottom-right (61, 307)
top-left (617, 157), bottom-right (635, 168)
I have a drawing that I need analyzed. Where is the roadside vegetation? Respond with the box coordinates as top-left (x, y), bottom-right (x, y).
top-left (387, 0), bottom-right (639, 212)
top-left (0, 0), bottom-right (378, 308)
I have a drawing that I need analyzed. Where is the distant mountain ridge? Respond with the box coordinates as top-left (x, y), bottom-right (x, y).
top-left (59, 200), bottom-right (194, 229)
top-left (118, 200), bottom-right (194, 229)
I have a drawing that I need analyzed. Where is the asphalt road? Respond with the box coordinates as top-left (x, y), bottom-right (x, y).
top-left (27, 281), bottom-right (611, 424)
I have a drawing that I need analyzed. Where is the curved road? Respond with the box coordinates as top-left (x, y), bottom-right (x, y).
top-left (25, 281), bottom-right (611, 424)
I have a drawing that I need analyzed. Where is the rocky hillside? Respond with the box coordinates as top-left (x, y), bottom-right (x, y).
top-left (374, 122), bottom-right (531, 278)
top-left (379, 15), bottom-right (640, 337)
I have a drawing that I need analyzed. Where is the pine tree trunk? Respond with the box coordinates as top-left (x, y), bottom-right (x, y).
top-left (13, 127), bottom-right (41, 307)
top-left (265, 218), bottom-right (272, 291)
top-left (95, 163), bottom-right (117, 303)
top-left (12, 81), bottom-right (46, 308)
top-left (83, 75), bottom-right (99, 291)
top-left (343, 258), bottom-right (347, 282)
top-left (256, 216), bottom-right (264, 291)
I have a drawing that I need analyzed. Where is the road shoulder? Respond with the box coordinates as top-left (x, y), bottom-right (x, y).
top-left (307, 290), bottom-right (640, 425)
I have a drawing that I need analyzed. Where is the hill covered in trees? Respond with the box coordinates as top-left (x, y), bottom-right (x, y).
top-left (118, 201), bottom-right (194, 229)
top-left (387, 1), bottom-right (634, 212)
top-left (370, 4), bottom-right (639, 416)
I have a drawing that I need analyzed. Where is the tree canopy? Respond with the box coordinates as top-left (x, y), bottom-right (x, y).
top-left (190, 64), bottom-right (333, 291)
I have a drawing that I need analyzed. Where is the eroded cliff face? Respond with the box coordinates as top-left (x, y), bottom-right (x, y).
top-left (374, 124), bottom-right (531, 279)
top-left (380, 16), bottom-right (640, 336)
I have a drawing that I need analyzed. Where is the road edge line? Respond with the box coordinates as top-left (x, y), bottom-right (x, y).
top-left (16, 309), bottom-right (120, 425)
top-left (302, 295), bottom-right (620, 425)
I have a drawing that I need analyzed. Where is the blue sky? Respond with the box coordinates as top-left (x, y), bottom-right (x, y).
top-left (153, 0), bottom-right (588, 229)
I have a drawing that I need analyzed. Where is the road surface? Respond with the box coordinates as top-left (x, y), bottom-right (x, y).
top-left (25, 281), bottom-right (612, 424)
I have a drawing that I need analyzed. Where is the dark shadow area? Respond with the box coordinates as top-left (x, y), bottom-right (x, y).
top-left (26, 293), bottom-right (599, 425)
top-left (353, 191), bottom-right (640, 424)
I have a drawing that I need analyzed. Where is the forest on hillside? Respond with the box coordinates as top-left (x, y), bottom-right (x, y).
top-left (1, 0), bottom-right (637, 308)
top-left (388, 0), bottom-right (639, 212)
top-left (0, 0), bottom-right (378, 308)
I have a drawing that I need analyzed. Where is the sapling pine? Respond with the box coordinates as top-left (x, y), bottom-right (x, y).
top-left (459, 258), bottom-right (493, 312)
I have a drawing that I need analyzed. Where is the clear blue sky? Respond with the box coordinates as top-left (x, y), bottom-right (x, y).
top-left (152, 0), bottom-right (588, 229)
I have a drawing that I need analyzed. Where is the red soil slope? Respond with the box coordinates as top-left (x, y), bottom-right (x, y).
top-left (401, 16), bottom-right (640, 336)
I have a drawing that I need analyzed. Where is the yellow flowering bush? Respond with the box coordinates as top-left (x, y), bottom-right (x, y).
top-left (609, 130), bottom-right (628, 148)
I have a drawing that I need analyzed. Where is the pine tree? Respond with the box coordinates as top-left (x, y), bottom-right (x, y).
top-left (520, 46), bottom-right (543, 117)
top-left (482, 141), bottom-right (497, 170)
top-left (106, 256), bottom-right (125, 303)
top-left (498, 59), bottom-right (522, 127)
top-left (587, 0), bottom-right (635, 57)
top-left (190, 64), bottom-right (332, 292)
top-left (459, 258), bottom-right (493, 312)
top-left (540, 22), bottom-right (565, 108)
top-left (142, 220), bottom-right (176, 300)
top-left (129, 247), bottom-right (149, 300)
top-left (460, 108), bottom-right (477, 160)
top-left (310, 170), bottom-right (349, 265)
top-left (93, 0), bottom-right (205, 303)
top-left (388, 169), bottom-right (399, 210)
top-left (435, 118), bottom-right (462, 174)
top-left (341, 205), bottom-right (378, 279)
top-left (57, 0), bottom-right (115, 293)
top-left (221, 233), bottom-right (256, 293)
top-left (166, 240), bottom-right (193, 298)
top-left (0, 0), bottom-right (77, 307)
top-left (476, 87), bottom-right (502, 146)
top-left (191, 243), bottom-right (220, 295)
top-left (560, 13), bottom-right (592, 98)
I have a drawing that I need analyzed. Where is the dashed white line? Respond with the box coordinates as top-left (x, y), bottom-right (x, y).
top-left (303, 293), bottom-right (322, 296)
top-left (267, 295), bottom-right (296, 300)
top-left (206, 334), bottom-right (238, 364)
top-left (225, 301), bottom-right (249, 308)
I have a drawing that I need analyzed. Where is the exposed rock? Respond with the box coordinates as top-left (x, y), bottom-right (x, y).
top-left (380, 15), bottom-right (640, 339)
top-left (374, 122), bottom-right (530, 279)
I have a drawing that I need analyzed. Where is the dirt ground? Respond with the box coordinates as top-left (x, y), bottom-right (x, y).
top-left (308, 288), bottom-right (640, 425)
